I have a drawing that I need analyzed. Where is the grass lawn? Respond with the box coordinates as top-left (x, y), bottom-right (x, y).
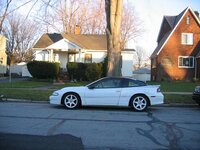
top-left (0, 80), bottom-right (88, 101)
top-left (0, 81), bottom-right (52, 88)
top-left (147, 81), bottom-right (199, 92)
top-left (0, 89), bottom-right (53, 101)
top-left (0, 79), bottom-right (199, 104)
top-left (164, 94), bottom-right (195, 104)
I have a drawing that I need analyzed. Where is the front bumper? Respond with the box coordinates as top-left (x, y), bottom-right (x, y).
top-left (192, 93), bottom-right (200, 104)
top-left (49, 95), bottom-right (61, 105)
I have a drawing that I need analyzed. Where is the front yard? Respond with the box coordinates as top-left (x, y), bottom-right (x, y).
top-left (0, 79), bottom-right (199, 104)
top-left (147, 81), bottom-right (199, 92)
top-left (0, 80), bottom-right (88, 101)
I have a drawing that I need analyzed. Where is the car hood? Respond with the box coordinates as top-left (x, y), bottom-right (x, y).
top-left (59, 86), bottom-right (87, 93)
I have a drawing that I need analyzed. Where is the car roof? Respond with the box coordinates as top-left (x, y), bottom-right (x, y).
top-left (101, 76), bottom-right (137, 80)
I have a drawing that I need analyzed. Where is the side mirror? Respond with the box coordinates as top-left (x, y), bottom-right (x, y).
top-left (88, 85), bottom-right (95, 90)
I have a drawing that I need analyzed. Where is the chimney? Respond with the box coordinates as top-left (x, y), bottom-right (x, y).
top-left (194, 11), bottom-right (199, 18)
top-left (75, 25), bottom-right (81, 34)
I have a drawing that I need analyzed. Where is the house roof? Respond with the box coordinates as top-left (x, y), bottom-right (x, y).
top-left (33, 33), bottom-right (107, 50)
top-left (151, 6), bottom-right (200, 58)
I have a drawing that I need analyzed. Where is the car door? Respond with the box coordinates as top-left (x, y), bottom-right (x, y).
top-left (84, 78), bottom-right (122, 106)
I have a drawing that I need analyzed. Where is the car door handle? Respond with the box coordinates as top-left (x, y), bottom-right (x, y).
top-left (116, 90), bottom-right (121, 92)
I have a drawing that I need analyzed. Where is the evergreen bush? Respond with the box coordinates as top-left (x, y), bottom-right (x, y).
top-left (27, 61), bottom-right (60, 79)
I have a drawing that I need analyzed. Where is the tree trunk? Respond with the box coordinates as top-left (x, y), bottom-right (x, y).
top-left (105, 0), bottom-right (122, 77)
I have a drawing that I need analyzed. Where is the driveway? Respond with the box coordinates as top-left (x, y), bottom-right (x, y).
top-left (0, 102), bottom-right (200, 150)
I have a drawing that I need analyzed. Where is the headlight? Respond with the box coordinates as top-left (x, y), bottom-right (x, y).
top-left (52, 91), bottom-right (59, 96)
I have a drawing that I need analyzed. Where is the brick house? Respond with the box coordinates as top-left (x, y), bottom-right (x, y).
top-left (151, 7), bottom-right (200, 81)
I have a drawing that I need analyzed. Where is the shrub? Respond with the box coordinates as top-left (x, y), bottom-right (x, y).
top-left (27, 61), bottom-right (60, 79)
top-left (85, 63), bottom-right (102, 81)
top-left (67, 62), bottom-right (103, 81)
top-left (67, 62), bottom-right (78, 80)
top-left (67, 62), bottom-right (86, 81)
top-left (102, 56), bottom-right (108, 77)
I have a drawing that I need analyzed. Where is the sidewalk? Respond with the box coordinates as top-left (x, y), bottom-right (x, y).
top-left (0, 77), bottom-right (29, 83)
top-left (163, 92), bottom-right (192, 95)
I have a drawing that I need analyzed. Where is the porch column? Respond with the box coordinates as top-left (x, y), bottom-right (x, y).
top-left (50, 49), bottom-right (53, 62)
top-left (78, 49), bottom-right (81, 62)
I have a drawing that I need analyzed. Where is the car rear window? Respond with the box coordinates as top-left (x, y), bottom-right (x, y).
top-left (122, 79), bottom-right (147, 87)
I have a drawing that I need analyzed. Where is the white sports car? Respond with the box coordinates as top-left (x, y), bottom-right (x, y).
top-left (50, 77), bottom-right (164, 111)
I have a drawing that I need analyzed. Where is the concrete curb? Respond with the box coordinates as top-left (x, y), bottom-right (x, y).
top-left (0, 98), bottom-right (198, 107)
top-left (0, 98), bottom-right (48, 104)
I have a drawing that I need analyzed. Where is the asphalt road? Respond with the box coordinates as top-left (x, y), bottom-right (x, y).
top-left (0, 102), bottom-right (200, 150)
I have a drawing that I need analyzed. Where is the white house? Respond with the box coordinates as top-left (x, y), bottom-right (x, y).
top-left (33, 33), bottom-right (134, 76)
top-left (10, 62), bottom-right (32, 77)
top-left (132, 68), bottom-right (151, 82)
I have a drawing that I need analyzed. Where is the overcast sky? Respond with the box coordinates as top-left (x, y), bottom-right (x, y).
top-left (129, 0), bottom-right (200, 55)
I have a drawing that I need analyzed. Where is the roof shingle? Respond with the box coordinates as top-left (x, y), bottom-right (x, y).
top-left (33, 33), bottom-right (107, 50)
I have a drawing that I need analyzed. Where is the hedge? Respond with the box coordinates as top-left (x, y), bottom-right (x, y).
top-left (67, 62), bottom-right (104, 81)
top-left (27, 61), bottom-right (60, 79)
top-left (85, 63), bottom-right (102, 81)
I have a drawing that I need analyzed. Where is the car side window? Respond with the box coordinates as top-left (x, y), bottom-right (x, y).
top-left (122, 79), bottom-right (146, 87)
top-left (93, 79), bottom-right (122, 89)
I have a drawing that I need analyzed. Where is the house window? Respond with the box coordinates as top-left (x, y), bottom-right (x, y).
top-left (186, 16), bottom-right (190, 25)
top-left (68, 53), bottom-right (76, 62)
top-left (181, 33), bottom-right (193, 45)
top-left (178, 56), bottom-right (194, 68)
top-left (85, 54), bottom-right (92, 63)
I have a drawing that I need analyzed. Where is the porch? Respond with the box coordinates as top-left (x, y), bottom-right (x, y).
top-left (34, 48), bottom-right (107, 69)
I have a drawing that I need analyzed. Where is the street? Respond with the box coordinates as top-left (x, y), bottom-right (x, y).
top-left (0, 102), bottom-right (200, 150)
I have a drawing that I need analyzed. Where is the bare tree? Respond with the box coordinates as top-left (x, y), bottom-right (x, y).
top-left (120, 3), bottom-right (142, 49)
top-left (37, 0), bottom-right (141, 48)
top-left (83, 0), bottom-right (106, 34)
top-left (3, 13), bottom-right (38, 64)
top-left (134, 46), bottom-right (150, 69)
top-left (0, 0), bottom-right (37, 34)
top-left (105, 0), bottom-right (122, 76)
top-left (0, 0), bottom-right (13, 33)
top-left (37, 0), bottom-right (91, 33)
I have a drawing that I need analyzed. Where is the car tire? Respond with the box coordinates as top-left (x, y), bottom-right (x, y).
top-left (62, 93), bottom-right (80, 109)
top-left (130, 95), bottom-right (148, 112)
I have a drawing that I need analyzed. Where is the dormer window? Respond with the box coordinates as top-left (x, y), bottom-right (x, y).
top-left (186, 16), bottom-right (190, 25)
